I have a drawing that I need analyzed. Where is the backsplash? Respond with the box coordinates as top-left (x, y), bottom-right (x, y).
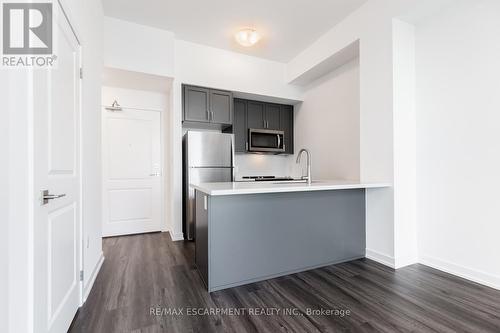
top-left (234, 154), bottom-right (296, 180)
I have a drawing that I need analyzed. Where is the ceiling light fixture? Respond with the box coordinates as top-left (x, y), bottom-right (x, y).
top-left (235, 28), bottom-right (260, 47)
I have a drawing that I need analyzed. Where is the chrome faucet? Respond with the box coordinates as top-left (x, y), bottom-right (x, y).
top-left (296, 148), bottom-right (312, 185)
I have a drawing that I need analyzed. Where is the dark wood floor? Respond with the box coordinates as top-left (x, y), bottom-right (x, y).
top-left (69, 232), bottom-right (500, 333)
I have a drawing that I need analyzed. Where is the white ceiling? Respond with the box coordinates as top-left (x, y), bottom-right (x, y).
top-left (102, 0), bottom-right (368, 62)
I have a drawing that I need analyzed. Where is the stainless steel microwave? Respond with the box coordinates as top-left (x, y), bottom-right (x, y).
top-left (248, 128), bottom-right (285, 153)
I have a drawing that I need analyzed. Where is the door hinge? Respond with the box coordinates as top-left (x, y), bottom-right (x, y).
top-left (80, 270), bottom-right (84, 281)
top-left (79, 67), bottom-right (83, 79)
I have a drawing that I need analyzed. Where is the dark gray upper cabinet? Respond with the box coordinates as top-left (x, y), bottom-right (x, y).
top-left (183, 85), bottom-right (233, 126)
top-left (280, 105), bottom-right (294, 154)
top-left (247, 101), bottom-right (281, 130)
top-left (247, 101), bottom-right (265, 129)
top-left (210, 90), bottom-right (232, 125)
top-left (233, 99), bottom-right (247, 152)
top-left (265, 104), bottom-right (281, 130)
top-left (184, 86), bottom-right (210, 122)
top-left (231, 98), bottom-right (294, 154)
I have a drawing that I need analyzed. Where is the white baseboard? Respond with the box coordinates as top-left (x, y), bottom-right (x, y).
top-left (419, 255), bottom-right (500, 291)
top-left (394, 255), bottom-right (418, 269)
top-left (169, 231), bottom-right (184, 241)
top-left (365, 248), bottom-right (395, 268)
top-left (82, 253), bottom-right (105, 303)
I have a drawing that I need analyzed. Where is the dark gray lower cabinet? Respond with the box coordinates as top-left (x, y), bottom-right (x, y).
top-left (195, 190), bottom-right (209, 286)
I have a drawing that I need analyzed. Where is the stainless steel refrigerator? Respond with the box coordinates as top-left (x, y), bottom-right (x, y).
top-left (183, 131), bottom-right (234, 240)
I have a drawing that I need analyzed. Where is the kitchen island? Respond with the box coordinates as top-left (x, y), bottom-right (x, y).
top-left (191, 180), bottom-right (390, 292)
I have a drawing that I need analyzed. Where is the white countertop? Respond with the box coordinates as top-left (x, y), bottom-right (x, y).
top-left (191, 180), bottom-right (391, 196)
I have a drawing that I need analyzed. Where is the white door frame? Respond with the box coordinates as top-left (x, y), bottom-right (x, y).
top-left (60, 0), bottom-right (86, 310)
top-left (101, 105), bottom-right (167, 236)
top-left (57, 0), bottom-right (86, 308)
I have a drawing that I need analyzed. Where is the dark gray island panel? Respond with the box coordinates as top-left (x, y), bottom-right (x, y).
top-left (195, 191), bottom-right (209, 287)
top-left (195, 189), bottom-right (366, 292)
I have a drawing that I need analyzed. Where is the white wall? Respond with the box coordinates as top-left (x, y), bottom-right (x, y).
top-left (392, 19), bottom-right (418, 268)
top-left (288, 0), bottom-right (399, 265)
top-left (103, 17), bottom-right (175, 77)
top-left (174, 40), bottom-right (302, 101)
top-left (416, 0), bottom-right (500, 289)
top-left (0, 72), bottom-right (10, 333)
top-left (293, 58), bottom-right (360, 181)
top-left (102, 86), bottom-right (169, 111)
top-left (285, 0), bottom-right (452, 267)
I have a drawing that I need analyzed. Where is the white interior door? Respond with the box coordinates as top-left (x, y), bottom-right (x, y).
top-left (102, 108), bottom-right (162, 237)
top-left (33, 3), bottom-right (81, 333)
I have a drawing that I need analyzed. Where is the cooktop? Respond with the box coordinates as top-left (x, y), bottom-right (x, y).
top-left (241, 176), bottom-right (295, 182)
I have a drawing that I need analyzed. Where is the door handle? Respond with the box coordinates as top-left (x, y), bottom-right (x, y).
top-left (277, 134), bottom-right (281, 149)
top-left (41, 190), bottom-right (66, 205)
